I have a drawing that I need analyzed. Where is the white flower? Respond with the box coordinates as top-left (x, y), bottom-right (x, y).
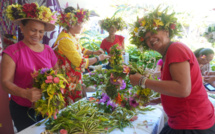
top-left (153, 27), bottom-right (158, 30)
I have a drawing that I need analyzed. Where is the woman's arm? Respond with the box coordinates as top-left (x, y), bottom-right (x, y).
top-left (1, 54), bottom-right (42, 102)
top-left (130, 61), bottom-right (191, 97)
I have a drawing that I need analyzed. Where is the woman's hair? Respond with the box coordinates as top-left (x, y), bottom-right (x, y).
top-left (64, 6), bottom-right (76, 29)
top-left (21, 19), bottom-right (30, 26)
top-left (194, 48), bottom-right (214, 57)
top-left (64, 6), bottom-right (75, 13)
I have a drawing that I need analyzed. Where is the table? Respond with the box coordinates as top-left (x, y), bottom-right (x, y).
top-left (17, 92), bottom-right (165, 134)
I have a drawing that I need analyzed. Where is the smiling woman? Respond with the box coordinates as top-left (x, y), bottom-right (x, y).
top-left (1, 3), bottom-right (58, 132)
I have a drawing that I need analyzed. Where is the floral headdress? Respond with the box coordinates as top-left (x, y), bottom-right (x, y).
top-left (204, 24), bottom-right (215, 46)
top-left (5, 2), bottom-right (56, 31)
top-left (100, 17), bottom-right (126, 31)
top-left (56, 8), bottom-right (90, 30)
top-left (130, 6), bottom-right (181, 50)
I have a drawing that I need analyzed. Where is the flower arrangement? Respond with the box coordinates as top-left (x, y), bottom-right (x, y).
top-left (109, 44), bottom-right (124, 67)
top-left (2, 34), bottom-right (17, 49)
top-left (5, 2), bottom-right (56, 24)
top-left (56, 8), bottom-right (90, 29)
top-left (31, 68), bottom-right (68, 119)
top-left (82, 69), bottom-right (108, 88)
top-left (130, 6), bottom-right (181, 50)
top-left (45, 100), bottom-right (136, 134)
top-left (100, 17), bottom-right (126, 31)
top-left (204, 24), bottom-right (215, 46)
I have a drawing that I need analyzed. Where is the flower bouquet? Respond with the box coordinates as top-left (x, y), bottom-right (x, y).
top-left (109, 44), bottom-right (124, 67)
top-left (31, 68), bottom-right (68, 120)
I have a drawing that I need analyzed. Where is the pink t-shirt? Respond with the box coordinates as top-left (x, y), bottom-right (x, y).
top-left (3, 41), bottom-right (57, 107)
top-left (161, 42), bottom-right (215, 129)
top-left (100, 35), bottom-right (124, 54)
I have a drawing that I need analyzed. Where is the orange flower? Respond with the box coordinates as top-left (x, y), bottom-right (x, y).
top-left (123, 65), bottom-right (130, 75)
top-left (89, 97), bottom-right (96, 101)
top-left (115, 93), bottom-right (122, 105)
top-left (140, 37), bottom-right (144, 42)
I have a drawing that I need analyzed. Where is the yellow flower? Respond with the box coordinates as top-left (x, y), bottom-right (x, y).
top-left (41, 82), bottom-right (46, 90)
top-left (38, 6), bottom-right (52, 22)
top-left (157, 12), bottom-right (162, 16)
top-left (137, 90), bottom-right (141, 95)
top-left (141, 20), bottom-right (146, 26)
top-left (12, 36), bottom-right (16, 40)
top-left (134, 27), bottom-right (139, 32)
top-left (153, 19), bottom-right (164, 26)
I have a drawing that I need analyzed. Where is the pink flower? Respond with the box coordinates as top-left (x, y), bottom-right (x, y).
top-left (201, 55), bottom-right (206, 59)
top-left (54, 77), bottom-right (60, 83)
top-left (60, 88), bottom-right (65, 94)
top-left (123, 65), bottom-right (130, 75)
top-left (170, 24), bottom-right (176, 30)
top-left (50, 14), bottom-right (57, 24)
top-left (54, 110), bottom-right (58, 119)
top-left (45, 75), bottom-right (53, 83)
top-left (31, 71), bottom-right (39, 78)
top-left (60, 129), bottom-right (68, 134)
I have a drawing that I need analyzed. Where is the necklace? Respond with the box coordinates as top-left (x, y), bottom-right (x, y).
top-left (162, 42), bottom-right (172, 60)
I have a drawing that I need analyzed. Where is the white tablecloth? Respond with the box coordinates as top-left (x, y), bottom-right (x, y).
top-left (17, 92), bottom-right (165, 134)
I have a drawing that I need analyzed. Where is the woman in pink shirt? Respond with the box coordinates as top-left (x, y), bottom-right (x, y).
top-left (1, 3), bottom-right (57, 132)
top-left (129, 7), bottom-right (215, 134)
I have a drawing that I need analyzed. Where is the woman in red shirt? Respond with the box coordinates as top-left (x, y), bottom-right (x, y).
top-left (129, 7), bottom-right (215, 134)
top-left (100, 17), bottom-right (126, 69)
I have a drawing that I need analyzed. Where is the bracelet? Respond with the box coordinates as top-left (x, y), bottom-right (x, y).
top-left (141, 77), bottom-right (148, 89)
top-left (95, 56), bottom-right (100, 62)
top-left (139, 76), bottom-right (147, 88)
top-left (139, 76), bottom-right (144, 87)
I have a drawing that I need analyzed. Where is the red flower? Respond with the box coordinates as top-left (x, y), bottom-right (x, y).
top-left (170, 24), bottom-right (176, 30)
top-left (54, 77), bottom-right (60, 83)
top-left (60, 129), bottom-right (68, 134)
top-left (75, 10), bottom-right (84, 23)
top-left (22, 3), bottom-right (38, 18)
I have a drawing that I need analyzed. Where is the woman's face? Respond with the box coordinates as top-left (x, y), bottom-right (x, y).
top-left (70, 23), bottom-right (84, 35)
top-left (199, 53), bottom-right (214, 65)
top-left (144, 30), bottom-right (169, 52)
top-left (20, 20), bottom-right (45, 45)
top-left (108, 26), bottom-right (117, 35)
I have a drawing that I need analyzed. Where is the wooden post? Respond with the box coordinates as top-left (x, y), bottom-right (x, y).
top-left (0, 63), bottom-right (14, 134)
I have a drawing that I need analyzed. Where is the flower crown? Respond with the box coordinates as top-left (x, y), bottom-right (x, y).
top-left (5, 3), bottom-right (56, 24)
top-left (204, 24), bottom-right (215, 45)
top-left (56, 8), bottom-right (90, 29)
top-left (100, 17), bottom-right (126, 31)
top-left (130, 6), bottom-right (181, 50)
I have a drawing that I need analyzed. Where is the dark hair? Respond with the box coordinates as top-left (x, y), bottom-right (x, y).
top-left (64, 7), bottom-right (75, 13)
top-left (21, 19), bottom-right (30, 26)
top-left (194, 48), bottom-right (214, 57)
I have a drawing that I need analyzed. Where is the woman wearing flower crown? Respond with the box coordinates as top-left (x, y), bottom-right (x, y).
top-left (129, 6), bottom-right (215, 133)
top-left (1, 3), bottom-right (58, 132)
top-left (99, 17), bottom-right (126, 69)
top-left (53, 6), bottom-right (109, 105)
top-left (194, 48), bottom-right (214, 75)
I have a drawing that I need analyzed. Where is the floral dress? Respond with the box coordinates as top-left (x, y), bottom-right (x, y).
top-left (53, 30), bottom-right (89, 105)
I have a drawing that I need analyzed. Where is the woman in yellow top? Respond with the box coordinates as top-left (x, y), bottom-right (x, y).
top-left (53, 6), bottom-right (109, 105)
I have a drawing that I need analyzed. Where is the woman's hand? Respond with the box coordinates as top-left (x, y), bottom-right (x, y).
top-left (98, 54), bottom-right (110, 61)
top-left (94, 50), bottom-right (104, 55)
top-left (25, 87), bottom-right (42, 102)
top-left (204, 76), bottom-right (215, 84)
top-left (129, 73), bottom-right (142, 86)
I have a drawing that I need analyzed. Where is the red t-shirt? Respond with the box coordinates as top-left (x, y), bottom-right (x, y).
top-left (161, 42), bottom-right (215, 129)
top-left (100, 35), bottom-right (124, 54)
